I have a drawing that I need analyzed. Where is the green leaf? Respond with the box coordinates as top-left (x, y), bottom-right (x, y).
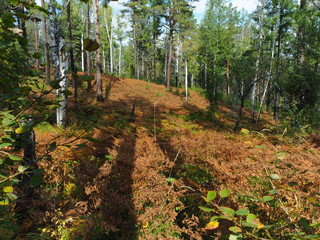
top-left (219, 189), bottom-right (231, 198)
top-left (246, 214), bottom-right (264, 228)
top-left (275, 151), bottom-right (287, 160)
top-left (84, 38), bottom-right (100, 52)
top-left (269, 174), bottom-right (281, 180)
top-left (9, 0), bottom-right (19, 5)
top-left (288, 182), bottom-right (298, 187)
top-left (78, 75), bottom-right (95, 82)
top-left (32, 52), bottom-right (42, 59)
top-left (262, 196), bottom-right (274, 202)
top-left (49, 80), bottom-right (61, 89)
top-left (303, 235), bottom-right (320, 239)
top-left (30, 175), bottom-right (43, 187)
top-left (199, 206), bottom-right (214, 212)
top-left (80, 0), bottom-right (89, 3)
top-left (18, 166), bottom-right (27, 173)
top-left (0, 159), bottom-right (3, 165)
top-left (299, 218), bottom-right (310, 229)
top-left (8, 154), bottom-right (21, 161)
top-left (47, 142), bottom-right (57, 151)
top-left (206, 191), bottom-right (217, 201)
top-left (240, 128), bottom-right (249, 134)
top-left (229, 226), bottom-right (242, 233)
top-left (229, 233), bottom-right (243, 240)
top-left (84, 137), bottom-right (101, 143)
top-left (3, 118), bottom-right (15, 127)
top-left (236, 208), bottom-right (249, 216)
top-left (255, 145), bottom-right (266, 149)
top-left (3, 186), bottom-right (13, 193)
top-left (64, 70), bottom-right (73, 74)
top-left (0, 143), bottom-right (12, 148)
top-left (219, 207), bottom-right (235, 217)
top-left (7, 193), bottom-right (17, 200)
top-left (76, 144), bottom-right (86, 149)
top-left (61, 90), bottom-right (73, 96)
top-left (17, 35), bottom-right (28, 49)
top-left (210, 216), bottom-right (219, 222)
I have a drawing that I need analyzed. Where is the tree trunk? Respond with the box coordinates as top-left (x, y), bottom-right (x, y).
top-left (119, 41), bottom-right (122, 76)
top-left (104, 8), bottom-right (113, 74)
top-left (33, 19), bottom-right (39, 71)
top-left (226, 59), bottom-right (230, 95)
top-left (256, 15), bottom-right (278, 123)
top-left (251, 0), bottom-right (264, 122)
top-left (152, 33), bottom-right (156, 82)
top-left (133, 10), bottom-right (137, 79)
top-left (67, 0), bottom-right (77, 108)
top-left (86, 2), bottom-right (92, 90)
top-left (166, 28), bottom-right (173, 90)
top-left (57, 42), bottom-right (69, 126)
top-left (298, 0), bottom-right (306, 65)
top-left (93, 0), bottom-right (104, 102)
top-left (41, 0), bottom-right (50, 85)
top-left (81, 33), bottom-right (85, 71)
top-left (49, 0), bottom-right (68, 127)
top-left (185, 60), bottom-right (188, 105)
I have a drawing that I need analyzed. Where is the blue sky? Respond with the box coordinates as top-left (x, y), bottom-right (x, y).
top-left (109, 0), bottom-right (259, 23)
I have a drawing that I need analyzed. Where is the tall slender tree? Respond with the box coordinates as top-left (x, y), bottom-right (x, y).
top-left (93, 0), bottom-right (104, 102)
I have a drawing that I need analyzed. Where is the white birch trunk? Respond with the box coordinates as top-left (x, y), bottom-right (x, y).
top-left (118, 41), bottom-right (122, 76)
top-left (251, 0), bottom-right (264, 122)
top-left (256, 27), bottom-right (277, 122)
top-left (81, 33), bottom-right (85, 71)
top-left (57, 40), bottom-right (69, 127)
top-left (185, 60), bottom-right (188, 105)
top-left (49, 0), bottom-right (68, 127)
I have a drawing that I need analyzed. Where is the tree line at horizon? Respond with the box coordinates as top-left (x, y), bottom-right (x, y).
top-left (2, 0), bottom-right (320, 130)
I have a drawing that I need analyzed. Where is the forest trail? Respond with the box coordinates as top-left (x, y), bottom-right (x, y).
top-left (35, 75), bottom-right (320, 239)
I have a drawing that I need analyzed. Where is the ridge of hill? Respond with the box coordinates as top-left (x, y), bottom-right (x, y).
top-left (32, 75), bottom-right (320, 239)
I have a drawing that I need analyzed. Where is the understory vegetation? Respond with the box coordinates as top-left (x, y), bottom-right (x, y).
top-left (1, 0), bottom-right (320, 239)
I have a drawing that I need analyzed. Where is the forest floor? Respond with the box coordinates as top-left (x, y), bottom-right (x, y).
top-left (27, 75), bottom-right (320, 239)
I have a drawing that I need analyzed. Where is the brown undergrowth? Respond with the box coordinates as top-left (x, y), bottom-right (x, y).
top-left (25, 75), bottom-right (320, 239)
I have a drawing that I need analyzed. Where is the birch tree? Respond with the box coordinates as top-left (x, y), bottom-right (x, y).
top-left (251, 0), bottom-right (265, 122)
top-left (49, 0), bottom-right (69, 127)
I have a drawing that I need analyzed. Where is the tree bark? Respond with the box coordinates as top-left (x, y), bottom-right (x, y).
top-left (33, 19), bottom-right (39, 71)
top-left (119, 40), bottom-right (122, 76)
top-left (93, 0), bottom-right (104, 102)
top-left (41, 0), bottom-right (51, 85)
top-left (251, 0), bottom-right (264, 122)
top-left (67, 0), bottom-right (77, 109)
top-left (49, 0), bottom-right (69, 127)
top-left (104, 8), bottom-right (113, 74)
top-left (226, 59), bottom-right (230, 95)
top-left (81, 33), bottom-right (85, 71)
top-left (133, 8), bottom-right (137, 79)
top-left (166, 28), bottom-right (173, 90)
top-left (185, 60), bottom-right (188, 105)
top-left (86, 2), bottom-right (92, 90)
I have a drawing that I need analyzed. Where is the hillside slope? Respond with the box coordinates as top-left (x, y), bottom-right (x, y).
top-left (33, 76), bottom-right (320, 239)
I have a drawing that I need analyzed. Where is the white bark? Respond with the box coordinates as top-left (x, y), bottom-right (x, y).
top-left (185, 60), bottom-right (188, 105)
top-left (57, 40), bottom-right (69, 127)
top-left (49, 0), bottom-right (68, 127)
top-left (251, 0), bottom-right (264, 122)
top-left (256, 27), bottom-right (277, 122)
top-left (81, 33), bottom-right (84, 71)
top-left (118, 41), bottom-right (122, 76)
